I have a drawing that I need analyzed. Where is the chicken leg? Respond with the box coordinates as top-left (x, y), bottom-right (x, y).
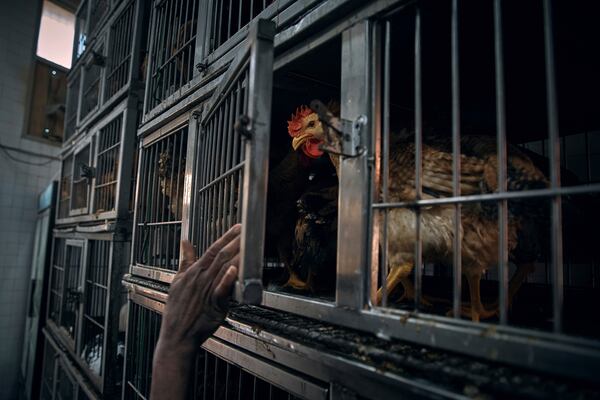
top-left (489, 262), bottom-right (536, 310)
top-left (461, 270), bottom-right (498, 322)
top-left (375, 262), bottom-right (434, 307)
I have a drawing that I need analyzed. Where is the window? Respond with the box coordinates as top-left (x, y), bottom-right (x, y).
top-left (27, 1), bottom-right (75, 144)
top-left (37, 0), bottom-right (76, 69)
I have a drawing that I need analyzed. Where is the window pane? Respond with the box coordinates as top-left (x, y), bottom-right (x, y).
top-left (37, 0), bottom-right (75, 69)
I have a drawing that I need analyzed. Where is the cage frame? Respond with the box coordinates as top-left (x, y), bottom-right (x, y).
top-left (64, 0), bottom-right (147, 148)
top-left (255, 0), bottom-right (600, 383)
top-left (42, 328), bottom-right (101, 400)
top-left (57, 97), bottom-right (138, 225)
top-left (121, 289), bottom-right (335, 400)
top-left (78, 33), bottom-right (107, 128)
top-left (46, 229), bottom-right (130, 395)
top-left (129, 111), bottom-right (191, 282)
top-left (138, 0), bottom-right (335, 128)
top-left (149, 0), bottom-right (600, 384)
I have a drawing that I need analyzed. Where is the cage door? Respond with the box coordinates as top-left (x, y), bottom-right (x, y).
top-left (190, 19), bottom-right (275, 304)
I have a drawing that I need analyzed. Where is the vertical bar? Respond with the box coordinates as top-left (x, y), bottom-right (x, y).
top-left (543, 0), bottom-right (563, 333)
top-left (451, 0), bottom-right (462, 320)
top-left (380, 21), bottom-right (391, 308)
top-left (494, 0), bottom-right (509, 325)
top-left (336, 21), bottom-right (370, 309)
top-left (414, 8), bottom-right (423, 311)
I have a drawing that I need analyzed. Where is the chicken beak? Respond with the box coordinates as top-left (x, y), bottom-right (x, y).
top-left (292, 132), bottom-right (313, 150)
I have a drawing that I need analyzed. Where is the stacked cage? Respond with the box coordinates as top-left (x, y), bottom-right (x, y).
top-left (123, 0), bottom-right (600, 399)
top-left (42, 0), bottom-right (151, 398)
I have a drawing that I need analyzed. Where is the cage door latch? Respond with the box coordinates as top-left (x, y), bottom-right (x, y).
top-left (234, 115), bottom-right (253, 139)
top-left (310, 99), bottom-right (367, 158)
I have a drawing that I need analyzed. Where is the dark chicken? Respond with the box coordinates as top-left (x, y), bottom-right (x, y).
top-left (293, 101), bottom-right (548, 321)
top-left (289, 185), bottom-right (338, 293)
top-left (266, 106), bottom-right (337, 290)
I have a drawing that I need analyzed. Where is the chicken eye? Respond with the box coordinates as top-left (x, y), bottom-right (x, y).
top-left (307, 121), bottom-right (316, 128)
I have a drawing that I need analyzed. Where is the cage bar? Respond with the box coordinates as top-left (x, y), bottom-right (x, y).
top-left (134, 127), bottom-right (187, 273)
top-left (94, 115), bottom-right (122, 214)
top-left (89, 0), bottom-right (110, 36)
top-left (450, 0), bottom-right (462, 320)
top-left (65, 71), bottom-right (81, 141)
top-left (61, 242), bottom-right (83, 342)
top-left (413, 7), bottom-right (423, 311)
top-left (105, 1), bottom-right (136, 101)
top-left (81, 240), bottom-right (110, 377)
top-left (81, 44), bottom-right (104, 121)
top-left (145, 0), bottom-right (197, 113)
top-left (493, 0), bottom-right (509, 325)
top-left (124, 302), bottom-right (162, 400)
top-left (542, 0), bottom-right (564, 333)
top-left (71, 144), bottom-right (92, 215)
top-left (58, 156), bottom-right (74, 219)
top-left (203, 0), bottom-right (275, 58)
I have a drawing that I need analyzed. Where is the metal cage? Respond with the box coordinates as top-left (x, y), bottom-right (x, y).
top-left (123, 300), bottom-right (163, 400)
top-left (144, 0), bottom-right (198, 114)
top-left (46, 232), bottom-right (129, 395)
top-left (89, 0), bottom-right (110, 37)
top-left (132, 121), bottom-right (188, 279)
top-left (122, 292), bottom-right (329, 400)
top-left (65, 70), bottom-right (81, 142)
top-left (58, 155), bottom-right (73, 219)
top-left (198, 0), bottom-right (275, 59)
top-left (104, 1), bottom-right (137, 102)
top-left (93, 115), bottom-right (122, 214)
top-left (185, 19), bottom-right (275, 303)
top-left (71, 143), bottom-right (93, 216)
top-left (80, 42), bottom-right (105, 122)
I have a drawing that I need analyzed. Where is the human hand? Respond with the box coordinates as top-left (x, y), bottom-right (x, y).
top-left (157, 224), bottom-right (241, 357)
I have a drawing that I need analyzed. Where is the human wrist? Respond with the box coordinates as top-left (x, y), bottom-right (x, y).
top-left (154, 337), bottom-right (197, 367)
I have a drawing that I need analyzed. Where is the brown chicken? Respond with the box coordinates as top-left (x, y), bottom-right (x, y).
top-left (289, 102), bottom-right (548, 321)
top-left (158, 147), bottom-right (185, 220)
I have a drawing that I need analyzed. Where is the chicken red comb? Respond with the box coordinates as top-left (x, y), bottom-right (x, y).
top-left (287, 105), bottom-right (313, 137)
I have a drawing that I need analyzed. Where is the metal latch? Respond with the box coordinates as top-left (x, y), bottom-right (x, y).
top-left (234, 115), bottom-right (253, 139)
top-left (310, 99), bottom-right (367, 158)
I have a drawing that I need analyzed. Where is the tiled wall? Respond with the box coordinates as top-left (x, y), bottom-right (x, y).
top-left (0, 2), bottom-right (61, 399)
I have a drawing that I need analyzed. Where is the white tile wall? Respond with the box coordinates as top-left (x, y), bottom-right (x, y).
top-left (0, 2), bottom-right (62, 399)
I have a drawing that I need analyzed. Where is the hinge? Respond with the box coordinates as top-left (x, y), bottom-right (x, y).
top-left (310, 99), bottom-right (367, 158)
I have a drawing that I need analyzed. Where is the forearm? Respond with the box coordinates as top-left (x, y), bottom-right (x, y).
top-left (150, 339), bottom-right (197, 400)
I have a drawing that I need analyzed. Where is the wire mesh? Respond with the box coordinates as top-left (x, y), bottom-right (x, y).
top-left (124, 302), bottom-right (162, 400)
top-left (61, 244), bottom-right (83, 341)
top-left (105, 1), bottom-right (136, 100)
top-left (49, 239), bottom-right (66, 324)
top-left (146, 0), bottom-right (197, 112)
top-left (64, 71), bottom-right (80, 141)
top-left (72, 144), bottom-right (92, 213)
top-left (193, 349), bottom-right (302, 400)
top-left (81, 240), bottom-right (110, 377)
top-left (205, 0), bottom-right (275, 57)
top-left (58, 156), bottom-right (73, 219)
top-left (190, 71), bottom-right (248, 254)
top-left (81, 44), bottom-right (104, 120)
top-left (94, 115), bottom-right (122, 214)
top-left (134, 127), bottom-right (187, 271)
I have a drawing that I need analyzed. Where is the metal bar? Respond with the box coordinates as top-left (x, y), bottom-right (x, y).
top-left (381, 21), bottom-right (391, 308)
top-left (336, 20), bottom-right (370, 309)
top-left (373, 183), bottom-right (600, 208)
top-left (494, 0), bottom-right (509, 325)
top-left (414, 7), bottom-right (423, 311)
top-left (543, 0), bottom-right (563, 333)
